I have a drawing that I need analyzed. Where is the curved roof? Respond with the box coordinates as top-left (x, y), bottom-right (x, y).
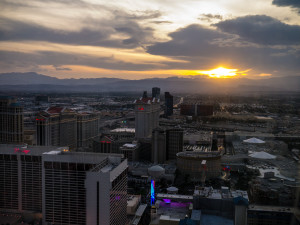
top-left (148, 165), bottom-right (165, 172)
top-left (249, 151), bottom-right (276, 159)
top-left (167, 186), bottom-right (178, 192)
top-left (243, 137), bottom-right (265, 144)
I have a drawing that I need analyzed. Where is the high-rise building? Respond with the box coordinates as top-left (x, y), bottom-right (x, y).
top-left (152, 128), bottom-right (166, 164)
top-left (152, 87), bottom-right (160, 99)
top-left (166, 128), bottom-right (183, 160)
top-left (43, 151), bottom-right (127, 225)
top-left (0, 144), bottom-right (68, 213)
top-left (164, 92), bottom-right (173, 117)
top-left (134, 95), bottom-right (160, 139)
top-left (36, 107), bottom-right (77, 150)
top-left (0, 96), bottom-right (24, 144)
top-left (77, 112), bottom-right (101, 148)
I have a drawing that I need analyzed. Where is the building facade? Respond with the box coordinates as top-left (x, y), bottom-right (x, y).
top-left (152, 128), bottom-right (166, 164)
top-left (77, 112), bottom-right (101, 148)
top-left (0, 96), bottom-right (24, 144)
top-left (176, 151), bottom-right (221, 180)
top-left (152, 87), bottom-right (160, 99)
top-left (166, 128), bottom-right (183, 160)
top-left (164, 92), bottom-right (173, 117)
top-left (36, 107), bottom-right (77, 150)
top-left (42, 151), bottom-right (127, 225)
top-left (134, 97), bottom-right (160, 139)
top-left (0, 144), bottom-right (67, 213)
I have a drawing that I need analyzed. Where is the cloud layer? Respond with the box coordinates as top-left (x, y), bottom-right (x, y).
top-left (0, 0), bottom-right (300, 78)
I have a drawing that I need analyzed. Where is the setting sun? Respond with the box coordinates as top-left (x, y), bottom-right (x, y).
top-left (198, 67), bottom-right (238, 78)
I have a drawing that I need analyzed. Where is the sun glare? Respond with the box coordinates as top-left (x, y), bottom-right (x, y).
top-left (198, 67), bottom-right (238, 78)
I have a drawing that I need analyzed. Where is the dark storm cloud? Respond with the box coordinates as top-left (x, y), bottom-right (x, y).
top-left (272, 0), bottom-right (300, 13)
top-left (147, 24), bottom-right (231, 56)
top-left (215, 15), bottom-right (300, 45)
top-left (146, 22), bottom-right (300, 73)
top-left (0, 18), bottom-right (154, 48)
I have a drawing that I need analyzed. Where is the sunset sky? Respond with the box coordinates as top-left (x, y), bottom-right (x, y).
top-left (1, 0), bottom-right (300, 79)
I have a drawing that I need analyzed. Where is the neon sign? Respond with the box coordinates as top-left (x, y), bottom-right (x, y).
top-left (138, 107), bottom-right (144, 111)
top-left (14, 148), bottom-right (30, 154)
top-left (36, 118), bottom-right (45, 121)
top-left (151, 180), bottom-right (155, 205)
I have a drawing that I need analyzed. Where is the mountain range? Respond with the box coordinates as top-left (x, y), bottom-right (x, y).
top-left (0, 72), bottom-right (299, 94)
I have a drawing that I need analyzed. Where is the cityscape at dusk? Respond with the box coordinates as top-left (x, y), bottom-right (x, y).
top-left (0, 0), bottom-right (300, 225)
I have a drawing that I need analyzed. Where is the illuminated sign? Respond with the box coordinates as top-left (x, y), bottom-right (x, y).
top-left (151, 180), bottom-right (155, 205)
top-left (138, 107), bottom-right (144, 111)
top-left (36, 118), bottom-right (45, 121)
top-left (100, 141), bottom-right (111, 144)
top-left (223, 166), bottom-right (231, 171)
top-left (14, 148), bottom-right (30, 154)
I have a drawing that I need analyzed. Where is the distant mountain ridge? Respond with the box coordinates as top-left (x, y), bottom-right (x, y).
top-left (0, 72), bottom-right (299, 93)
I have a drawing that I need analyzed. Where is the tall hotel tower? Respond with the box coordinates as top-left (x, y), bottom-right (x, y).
top-left (43, 151), bottom-right (127, 225)
top-left (134, 94), bottom-right (160, 139)
top-left (36, 107), bottom-right (77, 150)
top-left (0, 144), bottom-right (66, 213)
top-left (0, 144), bottom-right (127, 225)
top-left (0, 96), bottom-right (23, 144)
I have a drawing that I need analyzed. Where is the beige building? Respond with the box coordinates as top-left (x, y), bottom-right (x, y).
top-left (77, 112), bottom-right (101, 148)
top-left (36, 107), bottom-right (77, 150)
top-left (176, 151), bottom-right (221, 180)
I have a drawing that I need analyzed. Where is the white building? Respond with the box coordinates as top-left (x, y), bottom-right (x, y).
top-left (134, 96), bottom-right (160, 139)
top-left (42, 151), bottom-right (127, 225)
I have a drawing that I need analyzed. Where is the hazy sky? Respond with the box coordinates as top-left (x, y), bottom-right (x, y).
top-left (1, 0), bottom-right (300, 79)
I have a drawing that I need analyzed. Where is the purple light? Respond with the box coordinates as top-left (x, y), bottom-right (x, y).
top-left (163, 199), bottom-right (171, 204)
top-left (115, 196), bottom-right (120, 200)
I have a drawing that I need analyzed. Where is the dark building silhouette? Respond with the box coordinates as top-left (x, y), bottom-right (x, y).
top-left (142, 91), bottom-right (148, 98)
top-left (0, 96), bottom-right (24, 144)
top-left (166, 128), bottom-right (183, 160)
top-left (152, 127), bottom-right (166, 164)
top-left (152, 87), bottom-right (160, 99)
top-left (164, 92), bottom-right (173, 117)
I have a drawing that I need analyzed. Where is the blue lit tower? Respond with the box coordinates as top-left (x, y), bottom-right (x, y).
top-left (148, 165), bottom-right (165, 205)
top-left (151, 180), bottom-right (155, 205)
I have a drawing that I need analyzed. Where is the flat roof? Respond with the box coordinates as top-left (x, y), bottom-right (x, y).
top-left (157, 193), bottom-right (193, 200)
top-left (136, 204), bottom-right (147, 217)
top-left (110, 128), bottom-right (135, 133)
top-left (248, 205), bottom-right (295, 213)
top-left (0, 144), bottom-right (68, 156)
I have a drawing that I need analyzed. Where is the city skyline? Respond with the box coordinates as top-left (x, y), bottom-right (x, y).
top-left (1, 0), bottom-right (300, 79)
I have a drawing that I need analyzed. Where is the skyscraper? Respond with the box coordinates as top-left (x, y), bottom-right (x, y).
top-left (0, 96), bottom-right (24, 144)
top-left (134, 95), bottom-right (160, 139)
top-left (0, 144), bottom-right (67, 213)
top-left (36, 106), bottom-right (77, 149)
top-left (152, 87), bottom-right (160, 99)
top-left (164, 92), bottom-right (173, 117)
top-left (166, 128), bottom-right (183, 160)
top-left (42, 151), bottom-right (127, 225)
